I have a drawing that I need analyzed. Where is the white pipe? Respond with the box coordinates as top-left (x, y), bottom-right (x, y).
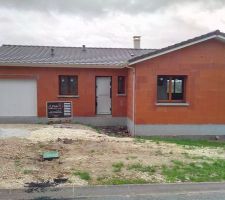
top-left (125, 64), bottom-right (136, 136)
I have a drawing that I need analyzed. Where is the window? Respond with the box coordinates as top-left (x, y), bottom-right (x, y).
top-left (118, 76), bottom-right (126, 94)
top-left (157, 76), bottom-right (186, 102)
top-left (59, 75), bottom-right (78, 96)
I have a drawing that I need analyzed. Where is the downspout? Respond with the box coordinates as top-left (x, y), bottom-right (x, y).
top-left (125, 64), bottom-right (136, 136)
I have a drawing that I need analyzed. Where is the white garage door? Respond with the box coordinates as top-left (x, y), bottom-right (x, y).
top-left (0, 79), bottom-right (37, 116)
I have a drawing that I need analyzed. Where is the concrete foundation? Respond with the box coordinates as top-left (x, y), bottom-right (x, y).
top-left (127, 118), bottom-right (135, 135)
top-left (134, 124), bottom-right (225, 136)
top-left (0, 116), bottom-right (127, 126)
top-left (0, 117), bottom-right (225, 136)
top-left (71, 116), bottom-right (127, 126)
top-left (0, 117), bottom-right (47, 124)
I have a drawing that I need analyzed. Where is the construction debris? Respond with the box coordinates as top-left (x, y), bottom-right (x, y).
top-left (1, 123), bottom-right (225, 189)
top-left (57, 138), bottom-right (73, 144)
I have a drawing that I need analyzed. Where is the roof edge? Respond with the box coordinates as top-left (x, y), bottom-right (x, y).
top-left (129, 30), bottom-right (225, 65)
top-left (0, 62), bottom-right (127, 69)
top-left (1, 44), bottom-right (156, 51)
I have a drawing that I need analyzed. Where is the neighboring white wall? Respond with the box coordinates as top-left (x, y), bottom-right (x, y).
top-left (0, 79), bottom-right (37, 116)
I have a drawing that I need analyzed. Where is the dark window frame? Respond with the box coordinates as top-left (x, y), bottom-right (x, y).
top-left (118, 76), bottom-right (126, 95)
top-left (157, 75), bottom-right (186, 103)
top-left (59, 75), bottom-right (78, 96)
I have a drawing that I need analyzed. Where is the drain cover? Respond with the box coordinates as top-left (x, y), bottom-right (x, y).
top-left (42, 151), bottom-right (59, 160)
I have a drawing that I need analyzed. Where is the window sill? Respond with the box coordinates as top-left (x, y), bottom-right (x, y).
top-left (117, 94), bottom-right (126, 97)
top-left (156, 102), bottom-right (189, 107)
top-left (58, 95), bottom-right (79, 98)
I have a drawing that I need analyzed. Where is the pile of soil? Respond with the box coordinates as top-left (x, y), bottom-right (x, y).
top-left (0, 124), bottom-right (224, 189)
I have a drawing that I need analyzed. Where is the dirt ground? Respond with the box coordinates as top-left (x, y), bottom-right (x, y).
top-left (0, 124), bottom-right (225, 189)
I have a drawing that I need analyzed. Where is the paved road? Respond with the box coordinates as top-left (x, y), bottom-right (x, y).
top-left (1, 182), bottom-right (225, 200)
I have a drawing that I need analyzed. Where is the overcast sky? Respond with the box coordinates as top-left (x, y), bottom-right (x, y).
top-left (0, 0), bottom-right (225, 48)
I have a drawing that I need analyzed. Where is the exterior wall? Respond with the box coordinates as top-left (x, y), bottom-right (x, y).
top-left (127, 68), bottom-right (134, 120)
top-left (0, 67), bottom-right (127, 118)
top-left (133, 39), bottom-right (225, 126)
top-left (1, 38), bottom-right (225, 136)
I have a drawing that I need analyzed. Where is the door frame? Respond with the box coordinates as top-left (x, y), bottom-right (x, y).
top-left (95, 76), bottom-right (112, 115)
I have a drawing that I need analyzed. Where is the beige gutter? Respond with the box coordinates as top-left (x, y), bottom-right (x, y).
top-left (125, 64), bottom-right (136, 136)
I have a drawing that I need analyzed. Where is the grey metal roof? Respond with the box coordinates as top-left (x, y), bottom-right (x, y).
top-left (129, 30), bottom-right (225, 64)
top-left (0, 44), bottom-right (155, 67)
top-left (1, 30), bottom-right (223, 67)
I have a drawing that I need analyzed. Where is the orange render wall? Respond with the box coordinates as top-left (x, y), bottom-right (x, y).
top-left (0, 67), bottom-right (127, 117)
top-left (133, 39), bottom-right (225, 124)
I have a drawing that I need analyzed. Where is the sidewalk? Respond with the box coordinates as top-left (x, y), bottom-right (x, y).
top-left (1, 182), bottom-right (225, 200)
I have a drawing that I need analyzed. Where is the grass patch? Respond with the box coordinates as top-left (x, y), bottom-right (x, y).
top-left (135, 136), bottom-right (225, 148)
top-left (89, 126), bottom-right (101, 134)
top-left (181, 153), bottom-right (214, 161)
top-left (126, 156), bottom-right (138, 160)
top-left (14, 159), bottom-right (21, 167)
top-left (162, 159), bottom-right (225, 182)
top-left (15, 160), bottom-right (20, 165)
top-left (127, 163), bottom-right (156, 174)
top-left (90, 150), bottom-right (95, 153)
top-left (73, 171), bottom-right (91, 181)
top-left (155, 150), bottom-right (163, 156)
top-left (97, 177), bottom-right (148, 185)
top-left (23, 169), bottom-right (33, 175)
top-left (14, 159), bottom-right (22, 172)
top-left (181, 152), bottom-right (191, 159)
top-left (112, 161), bottom-right (124, 172)
top-left (134, 138), bottom-right (146, 143)
top-left (190, 155), bottom-right (213, 160)
top-left (72, 122), bottom-right (101, 133)
top-left (38, 143), bottom-right (45, 148)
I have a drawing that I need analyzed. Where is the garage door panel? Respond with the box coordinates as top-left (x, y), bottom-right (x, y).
top-left (0, 79), bottom-right (37, 116)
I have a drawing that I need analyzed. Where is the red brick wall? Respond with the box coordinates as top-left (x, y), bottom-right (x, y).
top-left (0, 67), bottom-right (127, 117)
top-left (133, 39), bottom-right (225, 124)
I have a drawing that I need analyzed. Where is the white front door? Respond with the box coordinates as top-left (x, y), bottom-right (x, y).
top-left (96, 77), bottom-right (111, 115)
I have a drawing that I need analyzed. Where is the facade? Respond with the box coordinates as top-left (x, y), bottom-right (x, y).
top-left (0, 30), bottom-right (225, 135)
